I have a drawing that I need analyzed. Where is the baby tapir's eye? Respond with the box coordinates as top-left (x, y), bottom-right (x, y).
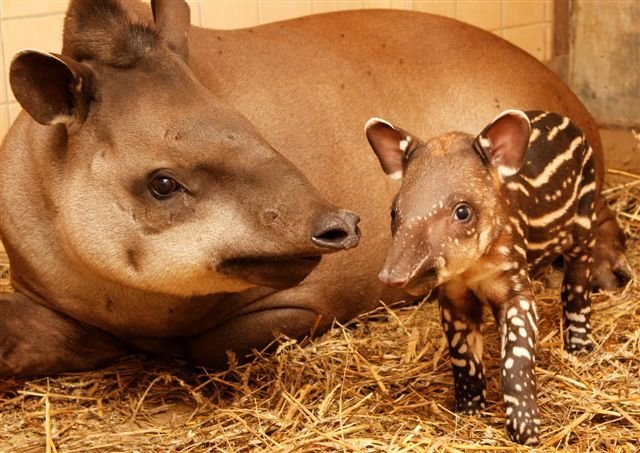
top-left (453, 203), bottom-right (472, 222)
top-left (149, 174), bottom-right (181, 199)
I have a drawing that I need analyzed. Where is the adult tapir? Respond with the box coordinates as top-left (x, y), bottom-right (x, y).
top-left (0, 0), bottom-right (630, 376)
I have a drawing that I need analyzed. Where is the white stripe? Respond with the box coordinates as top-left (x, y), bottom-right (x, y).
top-left (506, 181), bottom-right (530, 196)
top-left (451, 357), bottom-right (467, 367)
top-left (528, 173), bottom-right (593, 229)
top-left (566, 312), bottom-right (586, 323)
top-left (568, 325), bottom-right (587, 333)
top-left (574, 216), bottom-right (591, 229)
top-left (527, 237), bottom-right (557, 250)
top-left (530, 112), bottom-right (548, 123)
top-left (513, 244), bottom-right (527, 257)
top-left (546, 116), bottom-right (570, 141)
top-left (528, 127), bottom-right (541, 144)
top-left (578, 181), bottom-right (596, 199)
top-left (522, 136), bottom-right (583, 188)
top-left (504, 394), bottom-right (520, 406)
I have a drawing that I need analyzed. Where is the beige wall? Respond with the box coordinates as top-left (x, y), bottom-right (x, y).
top-left (570, 0), bottom-right (639, 128)
top-left (0, 0), bottom-right (553, 141)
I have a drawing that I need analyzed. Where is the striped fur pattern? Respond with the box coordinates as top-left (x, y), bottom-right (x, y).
top-left (365, 110), bottom-right (596, 445)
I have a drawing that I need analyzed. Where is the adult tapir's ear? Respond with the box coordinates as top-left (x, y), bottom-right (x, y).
top-left (10, 50), bottom-right (95, 126)
top-left (474, 109), bottom-right (531, 179)
top-left (365, 118), bottom-right (422, 180)
top-left (152, 0), bottom-right (190, 61)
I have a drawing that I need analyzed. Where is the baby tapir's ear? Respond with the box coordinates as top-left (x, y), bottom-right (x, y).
top-left (9, 50), bottom-right (95, 126)
top-left (365, 118), bottom-right (422, 180)
top-left (474, 109), bottom-right (531, 179)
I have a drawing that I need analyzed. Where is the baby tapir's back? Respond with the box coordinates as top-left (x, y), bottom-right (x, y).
top-left (504, 111), bottom-right (596, 275)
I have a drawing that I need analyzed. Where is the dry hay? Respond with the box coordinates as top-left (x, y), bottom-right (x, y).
top-left (1, 170), bottom-right (639, 452)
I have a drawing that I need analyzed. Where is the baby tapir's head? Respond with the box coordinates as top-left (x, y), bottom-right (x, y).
top-left (365, 110), bottom-right (531, 295)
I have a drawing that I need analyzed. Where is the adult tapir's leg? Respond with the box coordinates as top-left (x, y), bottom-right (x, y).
top-left (593, 201), bottom-right (633, 289)
top-left (186, 272), bottom-right (385, 367)
top-left (0, 292), bottom-right (128, 377)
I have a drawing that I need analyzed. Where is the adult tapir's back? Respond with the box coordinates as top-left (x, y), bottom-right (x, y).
top-left (184, 8), bottom-right (628, 289)
top-left (187, 9), bottom-right (603, 188)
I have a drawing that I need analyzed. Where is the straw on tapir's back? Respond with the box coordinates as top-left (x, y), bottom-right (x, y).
top-left (0, 0), bottom-right (629, 377)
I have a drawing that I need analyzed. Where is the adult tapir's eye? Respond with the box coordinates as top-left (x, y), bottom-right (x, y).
top-left (149, 174), bottom-right (181, 199)
top-left (453, 203), bottom-right (472, 222)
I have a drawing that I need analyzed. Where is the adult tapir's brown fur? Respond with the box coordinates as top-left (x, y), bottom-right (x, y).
top-left (0, 0), bottom-right (630, 376)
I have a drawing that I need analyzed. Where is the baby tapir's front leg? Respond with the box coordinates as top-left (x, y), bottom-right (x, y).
top-left (495, 291), bottom-right (540, 445)
top-left (439, 286), bottom-right (486, 414)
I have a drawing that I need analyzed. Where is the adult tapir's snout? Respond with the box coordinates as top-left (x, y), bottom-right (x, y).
top-left (311, 210), bottom-right (360, 251)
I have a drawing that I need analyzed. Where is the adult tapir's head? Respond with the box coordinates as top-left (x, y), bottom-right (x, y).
top-left (365, 111), bottom-right (531, 295)
top-left (8, 0), bottom-right (360, 296)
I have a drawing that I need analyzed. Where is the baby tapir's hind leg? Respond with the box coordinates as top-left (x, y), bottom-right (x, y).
top-left (562, 204), bottom-right (597, 353)
top-left (439, 287), bottom-right (486, 414)
top-left (495, 294), bottom-right (540, 445)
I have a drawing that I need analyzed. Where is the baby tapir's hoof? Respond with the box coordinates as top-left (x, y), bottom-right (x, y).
top-left (565, 334), bottom-right (595, 354)
top-left (455, 398), bottom-right (486, 415)
top-left (507, 416), bottom-right (540, 446)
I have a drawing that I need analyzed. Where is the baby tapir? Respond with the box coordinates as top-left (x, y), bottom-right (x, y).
top-left (365, 110), bottom-right (597, 445)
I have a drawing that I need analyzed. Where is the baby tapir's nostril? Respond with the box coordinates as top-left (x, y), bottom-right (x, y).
top-left (311, 210), bottom-right (361, 250)
top-left (378, 270), bottom-right (407, 288)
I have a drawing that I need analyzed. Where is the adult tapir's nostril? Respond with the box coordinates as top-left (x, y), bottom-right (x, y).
top-left (311, 210), bottom-right (361, 250)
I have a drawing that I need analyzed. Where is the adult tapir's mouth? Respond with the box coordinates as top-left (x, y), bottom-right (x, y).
top-left (218, 255), bottom-right (322, 290)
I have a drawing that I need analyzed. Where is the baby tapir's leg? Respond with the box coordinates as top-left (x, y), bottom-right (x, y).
top-left (562, 184), bottom-right (597, 353)
top-left (496, 293), bottom-right (540, 445)
top-left (439, 287), bottom-right (486, 414)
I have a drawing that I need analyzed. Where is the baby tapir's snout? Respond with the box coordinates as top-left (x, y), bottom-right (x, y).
top-left (378, 228), bottom-right (438, 291)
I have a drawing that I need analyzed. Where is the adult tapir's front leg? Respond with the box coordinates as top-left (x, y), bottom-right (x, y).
top-left (0, 292), bottom-right (128, 377)
top-left (186, 279), bottom-right (379, 368)
top-left (495, 294), bottom-right (541, 445)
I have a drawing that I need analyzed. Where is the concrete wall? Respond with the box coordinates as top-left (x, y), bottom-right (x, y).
top-left (570, 0), bottom-right (640, 128)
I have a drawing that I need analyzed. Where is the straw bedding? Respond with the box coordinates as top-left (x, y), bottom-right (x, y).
top-left (1, 169), bottom-right (638, 452)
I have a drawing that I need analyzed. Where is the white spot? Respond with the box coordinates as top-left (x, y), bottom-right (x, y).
top-left (507, 307), bottom-right (519, 319)
top-left (453, 320), bottom-right (467, 331)
top-left (451, 357), bottom-right (467, 367)
top-left (513, 346), bottom-right (532, 360)
top-left (451, 332), bottom-right (462, 348)
top-left (511, 317), bottom-right (525, 327)
top-left (505, 357), bottom-right (514, 369)
top-left (388, 170), bottom-right (403, 180)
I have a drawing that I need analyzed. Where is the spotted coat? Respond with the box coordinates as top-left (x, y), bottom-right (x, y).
top-left (365, 109), bottom-right (596, 445)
